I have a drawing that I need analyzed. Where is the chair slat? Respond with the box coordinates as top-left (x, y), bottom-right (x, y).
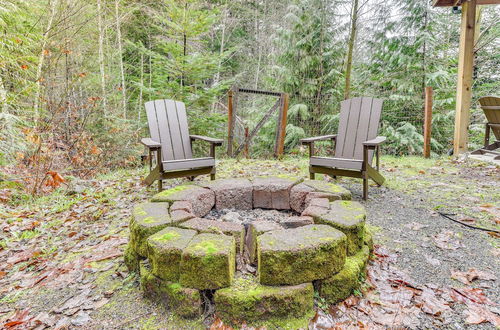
top-left (145, 101), bottom-right (160, 143)
top-left (163, 99), bottom-right (185, 160)
top-left (162, 157), bottom-right (215, 171)
top-left (310, 157), bottom-right (363, 170)
top-left (353, 97), bottom-right (373, 160)
top-left (174, 101), bottom-right (193, 159)
top-left (154, 100), bottom-right (175, 161)
top-left (340, 97), bottom-right (362, 159)
top-left (335, 99), bottom-right (352, 158)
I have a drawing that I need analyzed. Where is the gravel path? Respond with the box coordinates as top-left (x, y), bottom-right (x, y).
top-left (339, 175), bottom-right (499, 328)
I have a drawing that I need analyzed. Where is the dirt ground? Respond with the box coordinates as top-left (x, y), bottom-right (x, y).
top-left (0, 156), bottom-right (499, 329)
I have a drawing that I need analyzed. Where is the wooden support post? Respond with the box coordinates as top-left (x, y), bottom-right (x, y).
top-left (275, 93), bottom-right (289, 157)
top-left (453, 0), bottom-right (477, 155)
top-left (227, 89), bottom-right (234, 157)
top-left (424, 86), bottom-right (433, 158)
top-left (244, 127), bottom-right (249, 158)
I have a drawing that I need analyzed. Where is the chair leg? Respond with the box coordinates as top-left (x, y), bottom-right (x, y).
top-left (362, 174), bottom-right (368, 200)
top-left (158, 179), bottom-right (163, 192)
top-left (310, 172), bottom-right (315, 180)
top-left (210, 168), bottom-right (216, 181)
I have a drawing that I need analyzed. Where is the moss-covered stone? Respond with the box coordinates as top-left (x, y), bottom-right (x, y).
top-left (139, 262), bottom-right (202, 318)
top-left (319, 245), bottom-right (370, 304)
top-left (302, 180), bottom-right (352, 200)
top-left (178, 218), bottom-right (245, 254)
top-left (180, 233), bottom-right (235, 289)
top-left (129, 202), bottom-right (171, 256)
top-left (246, 220), bottom-right (283, 263)
top-left (124, 243), bottom-right (141, 272)
top-left (313, 200), bottom-right (366, 256)
top-left (147, 227), bottom-right (197, 281)
top-left (151, 184), bottom-right (215, 217)
top-left (214, 277), bottom-right (314, 327)
top-left (258, 224), bottom-right (347, 285)
top-left (364, 227), bottom-right (374, 252)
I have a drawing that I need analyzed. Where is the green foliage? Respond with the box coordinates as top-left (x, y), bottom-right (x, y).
top-left (381, 122), bottom-right (443, 156)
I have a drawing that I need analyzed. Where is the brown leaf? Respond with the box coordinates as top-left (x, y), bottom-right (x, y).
top-left (450, 287), bottom-right (495, 305)
top-left (487, 231), bottom-right (500, 239)
top-left (464, 303), bottom-right (500, 327)
top-left (416, 287), bottom-right (451, 316)
top-left (433, 230), bottom-right (462, 250)
top-left (3, 309), bottom-right (32, 328)
top-left (451, 268), bottom-right (496, 285)
top-left (6, 249), bottom-right (41, 265)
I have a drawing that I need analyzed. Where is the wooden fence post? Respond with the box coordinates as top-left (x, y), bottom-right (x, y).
top-left (244, 127), bottom-right (249, 159)
top-left (227, 89), bottom-right (234, 157)
top-left (424, 86), bottom-right (433, 158)
top-left (275, 93), bottom-right (289, 157)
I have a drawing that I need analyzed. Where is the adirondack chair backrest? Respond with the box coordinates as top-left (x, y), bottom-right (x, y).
top-left (335, 97), bottom-right (383, 163)
top-left (145, 99), bottom-right (193, 162)
top-left (479, 96), bottom-right (500, 140)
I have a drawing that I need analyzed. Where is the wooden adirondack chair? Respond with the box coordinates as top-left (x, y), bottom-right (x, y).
top-left (141, 99), bottom-right (223, 191)
top-left (471, 96), bottom-right (500, 160)
top-left (300, 97), bottom-right (386, 200)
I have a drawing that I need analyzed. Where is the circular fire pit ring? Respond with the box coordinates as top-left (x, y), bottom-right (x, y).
top-left (125, 176), bottom-right (373, 327)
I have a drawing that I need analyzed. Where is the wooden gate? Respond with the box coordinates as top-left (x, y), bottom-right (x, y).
top-left (227, 87), bottom-right (289, 158)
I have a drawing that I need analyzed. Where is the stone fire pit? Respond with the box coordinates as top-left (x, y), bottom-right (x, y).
top-left (124, 176), bottom-right (373, 327)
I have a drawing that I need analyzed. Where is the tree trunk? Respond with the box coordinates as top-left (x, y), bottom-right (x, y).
top-left (115, 0), bottom-right (127, 118)
top-left (34, 0), bottom-right (58, 125)
top-left (344, 0), bottom-right (359, 100)
top-left (98, 0), bottom-right (107, 117)
top-left (137, 52), bottom-right (144, 129)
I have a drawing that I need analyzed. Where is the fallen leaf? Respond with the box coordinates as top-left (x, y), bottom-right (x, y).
top-left (464, 303), bottom-right (500, 327)
top-left (451, 268), bottom-right (496, 285)
top-left (487, 231), bottom-right (500, 239)
top-left (416, 287), bottom-right (451, 316)
top-left (449, 287), bottom-right (495, 305)
top-left (433, 230), bottom-right (462, 250)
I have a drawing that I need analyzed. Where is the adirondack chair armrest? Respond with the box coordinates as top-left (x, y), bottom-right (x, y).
top-left (363, 136), bottom-right (386, 148)
top-left (141, 138), bottom-right (161, 149)
top-left (300, 135), bottom-right (337, 144)
top-left (189, 135), bottom-right (224, 146)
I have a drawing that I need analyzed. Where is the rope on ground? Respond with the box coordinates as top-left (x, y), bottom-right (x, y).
top-left (438, 212), bottom-right (500, 235)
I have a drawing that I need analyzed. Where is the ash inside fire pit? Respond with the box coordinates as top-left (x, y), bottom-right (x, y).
top-left (205, 208), bottom-right (298, 225)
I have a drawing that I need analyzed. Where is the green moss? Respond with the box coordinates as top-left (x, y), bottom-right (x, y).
top-left (314, 200), bottom-right (366, 256)
top-left (156, 232), bottom-right (180, 242)
top-left (258, 225), bottom-right (347, 286)
top-left (151, 185), bottom-right (191, 202)
top-left (139, 262), bottom-right (201, 319)
top-left (147, 227), bottom-right (196, 281)
top-left (142, 216), bottom-right (155, 223)
top-left (302, 180), bottom-right (351, 200)
top-left (180, 233), bottom-right (235, 289)
top-left (319, 245), bottom-right (370, 304)
top-left (193, 240), bottom-right (218, 254)
top-left (129, 203), bottom-right (171, 257)
top-left (214, 277), bottom-right (314, 327)
top-left (124, 243), bottom-right (142, 273)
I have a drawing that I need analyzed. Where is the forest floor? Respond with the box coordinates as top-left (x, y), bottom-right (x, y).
top-left (0, 156), bottom-right (499, 329)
